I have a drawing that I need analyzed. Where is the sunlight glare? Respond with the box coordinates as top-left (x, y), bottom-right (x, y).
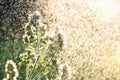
top-left (88, 0), bottom-right (120, 23)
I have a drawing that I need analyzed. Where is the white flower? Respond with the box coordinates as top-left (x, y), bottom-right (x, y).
top-left (4, 60), bottom-right (19, 80)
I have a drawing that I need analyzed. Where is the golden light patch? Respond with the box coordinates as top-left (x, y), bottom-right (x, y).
top-left (88, 0), bottom-right (120, 23)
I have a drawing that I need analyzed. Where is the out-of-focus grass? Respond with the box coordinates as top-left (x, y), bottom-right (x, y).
top-left (43, 0), bottom-right (120, 79)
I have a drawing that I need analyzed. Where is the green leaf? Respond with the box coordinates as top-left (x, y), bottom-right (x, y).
top-left (24, 52), bottom-right (29, 59)
top-left (18, 62), bottom-right (23, 66)
top-left (42, 63), bottom-right (46, 67)
top-left (39, 56), bottom-right (44, 63)
top-left (34, 68), bottom-right (38, 72)
top-left (43, 69), bottom-right (49, 75)
top-left (36, 32), bottom-right (40, 36)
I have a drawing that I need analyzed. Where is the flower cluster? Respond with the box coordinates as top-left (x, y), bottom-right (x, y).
top-left (3, 60), bottom-right (19, 80)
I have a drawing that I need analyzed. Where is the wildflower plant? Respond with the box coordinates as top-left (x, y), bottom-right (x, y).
top-left (18, 11), bottom-right (63, 80)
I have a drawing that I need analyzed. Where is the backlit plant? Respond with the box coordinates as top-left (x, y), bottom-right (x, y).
top-left (18, 11), bottom-right (63, 80)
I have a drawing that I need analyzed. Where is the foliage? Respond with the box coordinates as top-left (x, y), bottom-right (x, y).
top-left (2, 0), bottom-right (120, 80)
top-left (0, 38), bottom-right (25, 80)
top-left (17, 11), bottom-right (62, 80)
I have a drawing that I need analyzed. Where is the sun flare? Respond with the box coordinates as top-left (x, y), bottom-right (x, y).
top-left (88, 0), bottom-right (120, 22)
